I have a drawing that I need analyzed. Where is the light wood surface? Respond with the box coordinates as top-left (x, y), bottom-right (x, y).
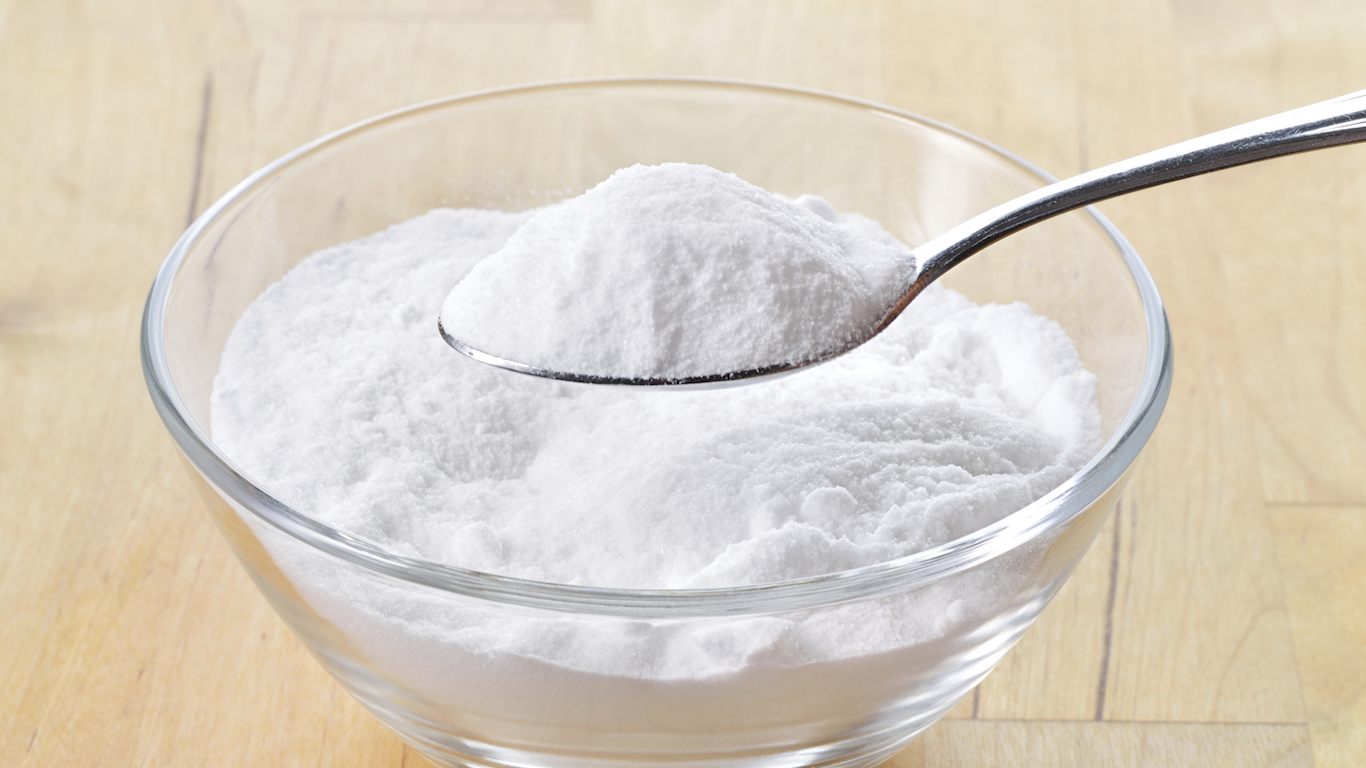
top-left (3, 1), bottom-right (1364, 766)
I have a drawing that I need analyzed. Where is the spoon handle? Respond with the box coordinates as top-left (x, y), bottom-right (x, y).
top-left (908, 88), bottom-right (1366, 295)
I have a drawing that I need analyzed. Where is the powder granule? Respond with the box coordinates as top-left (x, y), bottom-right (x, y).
top-left (439, 163), bottom-right (916, 380)
top-left (211, 200), bottom-right (1101, 592)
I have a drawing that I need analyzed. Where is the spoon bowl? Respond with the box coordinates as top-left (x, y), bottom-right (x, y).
top-left (437, 317), bottom-right (819, 388)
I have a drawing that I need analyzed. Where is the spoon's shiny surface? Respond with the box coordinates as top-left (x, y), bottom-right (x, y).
top-left (442, 89), bottom-right (1366, 387)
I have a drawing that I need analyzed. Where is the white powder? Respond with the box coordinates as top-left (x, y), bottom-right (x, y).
top-left (213, 198), bottom-right (1100, 593)
top-left (207, 177), bottom-right (1109, 748)
top-left (439, 163), bottom-right (916, 380)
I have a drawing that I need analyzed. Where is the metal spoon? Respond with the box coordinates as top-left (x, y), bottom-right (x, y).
top-left (441, 89), bottom-right (1366, 386)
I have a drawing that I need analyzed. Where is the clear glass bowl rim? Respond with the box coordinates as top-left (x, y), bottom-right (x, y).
top-left (141, 76), bottom-right (1173, 618)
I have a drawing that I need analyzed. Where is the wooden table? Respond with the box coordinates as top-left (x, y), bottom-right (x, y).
top-left (3, 2), bottom-right (1363, 765)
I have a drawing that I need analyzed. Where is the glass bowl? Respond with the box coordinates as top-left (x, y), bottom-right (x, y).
top-left (142, 78), bottom-right (1171, 768)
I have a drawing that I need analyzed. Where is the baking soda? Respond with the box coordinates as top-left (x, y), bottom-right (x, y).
top-left (214, 213), bottom-right (1100, 591)
top-left (211, 186), bottom-right (1101, 681)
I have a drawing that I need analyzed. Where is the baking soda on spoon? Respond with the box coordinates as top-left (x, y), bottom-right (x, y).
top-left (439, 163), bottom-right (918, 382)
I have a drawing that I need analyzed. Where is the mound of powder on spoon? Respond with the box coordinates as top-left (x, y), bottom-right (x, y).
top-left (438, 163), bottom-right (917, 381)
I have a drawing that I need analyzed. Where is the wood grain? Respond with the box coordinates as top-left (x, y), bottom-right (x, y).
top-left (914, 721), bottom-right (1314, 768)
top-left (1270, 506), bottom-right (1366, 768)
top-left (3, 0), bottom-right (1364, 765)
